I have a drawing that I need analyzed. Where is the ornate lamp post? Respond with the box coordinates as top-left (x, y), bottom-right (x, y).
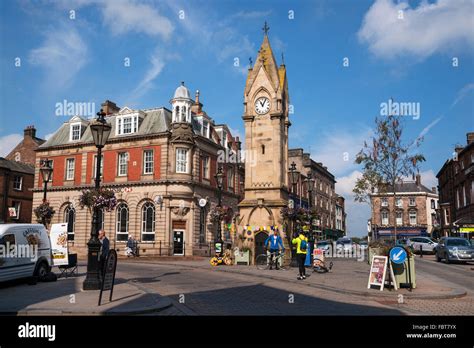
top-left (288, 162), bottom-right (300, 266)
top-left (83, 109), bottom-right (112, 291)
top-left (305, 172), bottom-right (316, 262)
top-left (214, 166), bottom-right (225, 255)
top-left (39, 159), bottom-right (53, 203)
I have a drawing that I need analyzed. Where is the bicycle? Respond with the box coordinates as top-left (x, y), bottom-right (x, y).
top-left (256, 250), bottom-right (286, 270)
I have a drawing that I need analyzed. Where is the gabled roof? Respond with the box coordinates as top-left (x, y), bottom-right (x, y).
top-left (0, 157), bottom-right (34, 174)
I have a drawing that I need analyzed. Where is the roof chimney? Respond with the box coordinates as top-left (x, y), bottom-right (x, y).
top-left (101, 100), bottom-right (120, 115)
top-left (415, 173), bottom-right (421, 186)
top-left (467, 132), bottom-right (474, 145)
top-left (24, 125), bottom-right (36, 139)
top-left (432, 187), bottom-right (437, 194)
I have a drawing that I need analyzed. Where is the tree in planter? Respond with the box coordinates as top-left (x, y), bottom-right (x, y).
top-left (353, 114), bottom-right (425, 241)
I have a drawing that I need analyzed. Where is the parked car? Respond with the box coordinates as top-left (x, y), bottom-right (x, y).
top-left (407, 237), bottom-right (438, 254)
top-left (0, 224), bottom-right (52, 283)
top-left (316, 240), bottom-right (332, 253)
top-left (359, 241), bottom-right (368, 251)
top-left (336, 237), bottom-right (353, 252)
top-left (436, 237), bottom-right (474, 264)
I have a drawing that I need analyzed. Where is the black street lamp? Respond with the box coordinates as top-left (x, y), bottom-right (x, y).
top-left (83, 109), bottom-right (112, 291)
top-left (214, 166), bottom-right (225, 255)
top-left (305, 172), bottom-right (316, 263)
top-left (288, 162), bottom-right (300, 266)
top-left (39, 159), bottom-right (53, 203)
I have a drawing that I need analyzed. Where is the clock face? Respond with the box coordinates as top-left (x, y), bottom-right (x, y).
top-left (254, 97), bottom-right (270, 115)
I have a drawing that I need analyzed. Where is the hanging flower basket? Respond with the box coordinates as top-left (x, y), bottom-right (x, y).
top-left (281, 207), bottom-right (320, 225)
top-left (34, 201), bottom-right (55, 224)
top-left (79, 188), bottom-right (117, 212)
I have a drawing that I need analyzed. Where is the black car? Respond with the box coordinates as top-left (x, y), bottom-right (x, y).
top-left (435, 237), bottom-right (474, 264)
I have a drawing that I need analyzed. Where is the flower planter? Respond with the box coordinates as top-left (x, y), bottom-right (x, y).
top-left (234, 250), bottom-right (250, 265)
top-left (368, 247), bottom-right (386, 265)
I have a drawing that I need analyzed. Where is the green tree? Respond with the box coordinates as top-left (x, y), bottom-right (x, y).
top-left (353, 114), bottom-right (425, 241)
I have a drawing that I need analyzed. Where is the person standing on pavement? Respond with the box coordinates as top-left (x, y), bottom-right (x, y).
top-left (98, 229), bottom-right (110, 275)
top-left (292, 230), bottom-right (308, 280)
top-left (263, 229), bottom-right (285, 270)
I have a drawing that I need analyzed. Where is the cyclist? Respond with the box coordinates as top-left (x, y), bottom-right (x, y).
top-left (292, 230), bottom-right (308, 280)
top-left (263, 229), bottom-right (285, 270)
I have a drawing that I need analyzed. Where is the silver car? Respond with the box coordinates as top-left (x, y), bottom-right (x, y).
top-left (436, 237), bottom-right (474, 264)
top-left (408, 237), bottom-right (438, 254)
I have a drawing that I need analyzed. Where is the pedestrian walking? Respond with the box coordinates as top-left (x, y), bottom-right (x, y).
top-left (98, 229), bottom-right (110, 276)
top-left (292, 230), bottom-right (308, 280)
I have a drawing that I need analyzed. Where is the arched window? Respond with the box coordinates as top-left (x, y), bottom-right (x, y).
top-left (181, 106), bottom-right (187, 122)
top-left (116, 203), bottom-right (129, 241)
top-left (64, 205), bottom-right (75, 241)
top-left (141, 202), bottom-right (155, 241)
top-left (174, 106), bottom-right (180, 122)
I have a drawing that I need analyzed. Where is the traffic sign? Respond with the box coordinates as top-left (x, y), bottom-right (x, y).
top-left (389, 247), bottom-right (407, 264)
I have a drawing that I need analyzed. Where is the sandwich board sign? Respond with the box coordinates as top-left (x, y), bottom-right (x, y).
top-left (50, 223), bottom-right (69, 266)
top-left (98, 249), bottom-right (117, 306)
top-left (368, 255), bottom-right (388, 291)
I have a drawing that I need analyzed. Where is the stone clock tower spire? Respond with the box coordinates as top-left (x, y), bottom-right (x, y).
top-left (238, 23), bottom-right (291, 259)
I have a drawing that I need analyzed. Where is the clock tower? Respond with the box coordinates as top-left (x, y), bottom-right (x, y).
top-left (238, 23), bottom-right (291, 258)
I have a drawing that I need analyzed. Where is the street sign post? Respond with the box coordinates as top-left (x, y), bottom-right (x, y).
top-left (389, 247), bottom-right (407, 264)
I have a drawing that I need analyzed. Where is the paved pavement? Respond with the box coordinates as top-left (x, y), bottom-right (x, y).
top-left (0, 274), bottom-right (172, 315)
top-left (0, 255), bottom-right (472, 315)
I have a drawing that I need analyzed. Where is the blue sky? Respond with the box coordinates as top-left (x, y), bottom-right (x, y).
top-left (1, 0), bottom-right (473, 236)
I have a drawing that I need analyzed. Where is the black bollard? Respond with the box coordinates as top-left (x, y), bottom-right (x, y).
top-left (420, 244), bottom-right (423, 258)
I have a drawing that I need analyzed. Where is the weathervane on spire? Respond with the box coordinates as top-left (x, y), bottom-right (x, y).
top-left (281, 53), bottom-right (285, 65)
top-left (262, 21), bottom-right (270, 35)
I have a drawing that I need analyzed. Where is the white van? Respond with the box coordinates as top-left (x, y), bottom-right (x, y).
top-left (0, 224), bottom-right (52, 283)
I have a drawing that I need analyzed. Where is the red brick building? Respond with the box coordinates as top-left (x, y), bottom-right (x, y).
top-left (33, 84), bottom-right (244, 257)
top-left (436, 132), bottom-right (474, 238)
top-left (1, 126), bottom-right (45, 223)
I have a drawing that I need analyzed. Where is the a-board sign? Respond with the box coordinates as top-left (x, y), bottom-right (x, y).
top-left (50, 223), bottom-right (69, 266)
top-left (367, 255), bottom-right (388, 291)
top-left (98, 249), bottom-right (117, 306)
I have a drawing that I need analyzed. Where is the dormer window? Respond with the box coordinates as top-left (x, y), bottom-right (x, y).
top-left (70, 123), bottom-right (82, 141)
top-left (203, 120), bottom-right (209, 138)
top-left (117, 115), bottom-right (138, 135)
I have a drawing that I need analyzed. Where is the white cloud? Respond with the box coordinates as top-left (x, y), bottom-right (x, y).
top-left (0, 134), bottom-right (23, 157)
top-left (358, 0), bottom-right (474, 61)
top-left (310, 127), bottom-right (372, 177)
top-left (231, 10), bottom-right (272, 19)
top-left (101, 0), bottom-right (173, 38)
top-left (415, 115), bottom-right (443, 143)
top-left (129, 53), bottom-right (165, 102)
top-left (28, 26), bottom-right (88, 88)
top-left (452, 83), bottom-right (474, 107)
top-left (44, 133), bottom-right (55, 140)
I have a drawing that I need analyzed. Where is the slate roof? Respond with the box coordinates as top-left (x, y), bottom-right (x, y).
top-left (39, 108), bottom-right (172, 149)
top-left (0, 157), bottom-right (35, 174)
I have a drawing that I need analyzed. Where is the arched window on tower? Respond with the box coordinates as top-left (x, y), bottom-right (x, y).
top-left (174, 106), bottom-right (180, 122)
top-left (181, 106), bottom-right (187, 122)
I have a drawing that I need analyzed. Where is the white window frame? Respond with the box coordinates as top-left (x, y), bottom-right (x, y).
top-left (456, 189), bottom-right (460, 208)
top-left (66, 158), bottom-right (75, 181)
top-left (202, 156), bottom-right (210, 179)
top-left (381, 197), bottom-right (388, 207)
top-left (141, 202), bottom-right (156, 242)
top-left (13, 176), bottom-right (22, 191)
top-left (69, 123), bottom-right (81, 141)
top-left (176, 148), bottom-right (189, 173)
top-left (64, 205), bottom-right (75, 240)
top-left (409, 197), bottom-right (416, 207)
top-left (409, 210), bottom-right (417, 225)
top-left (203, 120), bottom-right (209, 138)
top-left (93, 155), bottom-right (103, 179)
top-left (381, 211), bottom-right (389, 226)
top-left (116, 115), bottom-right (138, 135)
top-left (118, 152), bottom-right (129, 176)
top-left (143, 150), bottom-right (154, 175)
top-left (395, 197), bottom-right (402, 207)
top-left (227, 167), bottom-right (234, 190)
top-left (396, 211), bottom-right (403, 226)
top-left (116, 203), bottom-right (129, 241)
top-left (462, 185), bottom-right (467, 207)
